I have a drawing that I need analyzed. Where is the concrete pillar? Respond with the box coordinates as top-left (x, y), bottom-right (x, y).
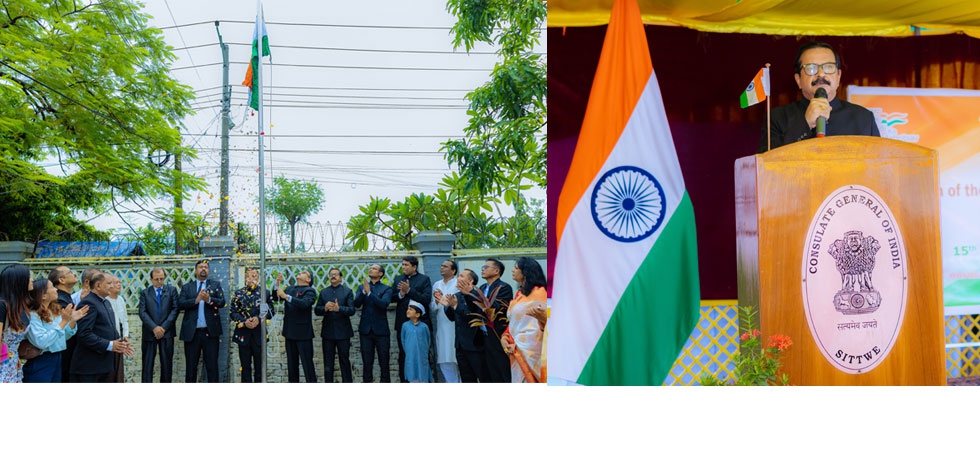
top-left (0, 241), bottom-right (34, 270)
top-left (412, 231), bottom-right (456, 281)
top-left (200, 236), bottom-right (236, 383)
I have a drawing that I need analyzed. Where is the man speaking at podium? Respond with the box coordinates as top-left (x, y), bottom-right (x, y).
top-left (759, 41), bottom-right (880, 153)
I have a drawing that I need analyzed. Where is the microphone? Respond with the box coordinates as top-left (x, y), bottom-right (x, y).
top-left (814, 87), bottom-right (828, 138)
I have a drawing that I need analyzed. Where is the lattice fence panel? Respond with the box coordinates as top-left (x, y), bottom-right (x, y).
top-left (945, 313), bottom-right (980, 378)
top-left (665, 303), bottom-right (740, 386)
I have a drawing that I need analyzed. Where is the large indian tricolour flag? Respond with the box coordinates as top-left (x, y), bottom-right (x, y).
top-left (551, 0), bottom-right (701, 386)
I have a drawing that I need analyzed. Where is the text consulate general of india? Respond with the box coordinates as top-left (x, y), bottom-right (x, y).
top-left (551, 0), bottom-right (701, 386)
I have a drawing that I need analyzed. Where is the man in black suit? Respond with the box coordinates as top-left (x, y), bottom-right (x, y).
top-left (47, 266), bottom-right (78, 382)
top-left (354, 264), bottom-right (393, 383)
top-left (441, 269), bottom-right (487, 382)
top-left (178, 259), bottom-right (225, 383)
top-left (314, 267), bottom-right (355, 383)
top-left (230, 267), bottom-right (274, 383)
top-left (69, 271), bottom-right (135, 382)
top-left (391, 256), bottom-right (433, 383)
top-left (758, 41), bottom-right (880, 152)
top-left (275, 270), bottom-right (317, 383)
top-left (477, 258), bottom-right (513, 383)
top-left (137, 268), bottom-right (179, 383)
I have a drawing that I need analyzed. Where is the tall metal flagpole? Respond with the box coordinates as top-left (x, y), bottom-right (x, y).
top-left (766, 63), bottom-right (771, 152)
top-left (256, 0), bottom-right (269, 383)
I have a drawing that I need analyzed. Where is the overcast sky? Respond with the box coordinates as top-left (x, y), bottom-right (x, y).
top-left (82, 0), bottom-right (545, 243)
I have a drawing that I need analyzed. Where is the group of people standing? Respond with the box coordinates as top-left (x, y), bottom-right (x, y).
top-left (0, 254), bottom-right (548, 384)
top-left (247, 255), bottom-right (549, 384)
top-left (0, 265), bottom-right (135, 383)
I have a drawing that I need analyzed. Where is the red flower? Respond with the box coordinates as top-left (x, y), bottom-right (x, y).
top-left (767, 334), bottom-right (793, 351)
top-left (752, 329), bottom-right (761, 337)
top-left (740, 332), bottom-right (750, 341)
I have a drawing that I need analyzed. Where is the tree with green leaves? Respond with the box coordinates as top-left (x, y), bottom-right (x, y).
top-left (264, 176), bottom-right (324, 253)
top-left (346, 173), bottom-right (545, 250)
top-left (0, 0), bottom-right (204, 243)
top-left (443, 0), bottom-right (547, 202)
top-left (345, 0), bottom-right (547, 251)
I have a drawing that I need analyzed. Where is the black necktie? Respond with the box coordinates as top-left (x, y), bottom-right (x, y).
top-left (104, 298), bottom-right (119, 338)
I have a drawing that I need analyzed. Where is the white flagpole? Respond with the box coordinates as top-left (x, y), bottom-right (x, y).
top-left (256, 0), bottom-right (269, 383)
top-left (765, 63), bottom-right (771, 152)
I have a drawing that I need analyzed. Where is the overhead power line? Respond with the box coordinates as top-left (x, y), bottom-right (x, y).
top-left (159, 20), bottom-right (456, 31)
top-left (171, 42), bottom-right (501, 55)
top-left (170, 61), bottom-right (494, 72)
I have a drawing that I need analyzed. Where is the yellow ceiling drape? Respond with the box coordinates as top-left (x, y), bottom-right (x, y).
top-left (547, 0), bottom-right (980, 38)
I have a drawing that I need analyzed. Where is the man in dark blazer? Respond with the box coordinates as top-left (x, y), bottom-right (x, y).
top-left (314, 267), bottom-right (355, 383)
top-left (354, 263), bottom-right (393, 383)
top-left (70, 271), bottom-right (135, 382)
top-left (230, 267), bottom-right (273, 383)
top-left (47, 266), bottom-right (78, 382)
top-left (477, 258), bottom-right (514, 383)
top-left (178, 259), bottom-right (225, 383)
top-left (137, 267), bottom-right (179, 383)
top-left (441, 269), bottom-right (488, 382)
top-left (391, 256), bottom-right (433, 383)
top-left (275, 270), bottom-right (318, 383)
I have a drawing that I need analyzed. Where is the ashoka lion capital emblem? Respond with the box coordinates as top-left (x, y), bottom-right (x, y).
top-left (828, 230), bottom-right (881, 314)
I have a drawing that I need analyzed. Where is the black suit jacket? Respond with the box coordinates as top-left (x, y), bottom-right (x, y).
top-left (354, 281), bottom-right (392, 336)
top-left (759, 97), bottom-right (880, 153)
top-left (279, 285), bottom-right (317, 340)
top-left (391, 272), bottom-right (433, 333)
top-left (70, 292), bottom-right (120, 375)
top-left (478, 279), bottom-right (514, 337)
top-left (177, 279), bottom-right (225, 341)
top-left (229, 285), bottom-right (273, 346)
top-left (314, 284), bottom-right (355, 340)
top-left (138, 284), bottom-right (179, 340)
top-left (444, 292), bottom-right (485, 352)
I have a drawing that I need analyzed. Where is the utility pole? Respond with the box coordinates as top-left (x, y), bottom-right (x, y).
top-left (174, 152), bottom-right (183, 255)
top-left (216, 21), bottom-right (231, 237)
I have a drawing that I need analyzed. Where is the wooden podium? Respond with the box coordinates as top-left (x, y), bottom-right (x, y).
top-left (735, 136), bottom-right (945, 385)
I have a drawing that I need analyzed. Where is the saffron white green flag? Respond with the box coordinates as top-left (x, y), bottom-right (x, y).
top-left (242, 1), bottom-right (271, 111)
top-left (551, 0), bottom-right (701, 386)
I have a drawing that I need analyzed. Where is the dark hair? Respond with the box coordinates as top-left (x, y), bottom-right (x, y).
top-left (30, 278), bottom-right (58, 324)
top-left (402, 256), bottom-right (419, 268)
top-left (195, 259), bottom-right (210, 269)
top-left (794, 41), bottom-right (841, 74)
top-left (80, 267), bottom-right (101, 287)
top-left (486, 258), bottom-right (505, 273)
top-left (371, 264), bottom-right (385, 277)
top-left (515, 257), bottom-right (547, 296)
top-left (408, 304), bottom-right (424, 316)
top-left (462, 269), bottom-right (479, 284)
top-left (89, 271), bottom-right (108, 290)
top-left (329, 267), bottom-right (342, 276)
top-left (444, 259), bottom-right (458, 275)
top-left (0, 264), bottom-right (33, 331)
top-left (48, 266), bottom-right (69, 287)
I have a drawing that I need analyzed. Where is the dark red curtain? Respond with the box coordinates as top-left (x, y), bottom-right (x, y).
top-left (548, 25), bottom-right (980, 299)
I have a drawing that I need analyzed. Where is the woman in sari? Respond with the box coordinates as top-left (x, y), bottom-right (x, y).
top-left (500, 257), bottom-right (548, 383)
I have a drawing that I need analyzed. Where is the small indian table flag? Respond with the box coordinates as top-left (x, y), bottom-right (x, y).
top-left (739, 67), bottom-right (770, 108)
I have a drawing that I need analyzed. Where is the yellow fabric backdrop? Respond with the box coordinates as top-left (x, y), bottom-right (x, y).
top-left (548, 0), bottom-right (980, 38)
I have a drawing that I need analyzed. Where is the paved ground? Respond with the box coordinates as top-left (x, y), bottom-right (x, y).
top-left (947, 377), bottom-right (980, 386)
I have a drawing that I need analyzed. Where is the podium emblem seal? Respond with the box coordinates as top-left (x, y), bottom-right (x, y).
top-left (801, 185), bottom-right (908, 374)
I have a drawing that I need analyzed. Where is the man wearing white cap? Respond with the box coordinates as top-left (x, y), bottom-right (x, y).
top-left (400, 300), bottom-right (431, 383)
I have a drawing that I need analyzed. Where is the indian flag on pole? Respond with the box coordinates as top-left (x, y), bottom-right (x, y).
top-left (551, 0), bottom-right (700, 386)
top-left (739, 67), bottom-right (769, 108)
top-left (242, 1), bottom-right (271, 111)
